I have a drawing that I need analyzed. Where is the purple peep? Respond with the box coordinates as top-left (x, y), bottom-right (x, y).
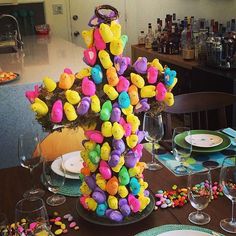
top-left (133, 57), bottom-right (147, 74)
top-left (92, 188), bottom-right (106, 204)
top-left (136, 130), bottom-right (146, 144)
top-left (124, 151), bottom-right (139, 168)
top-left (109, 210), bottom-right (123, 222)
top-left (84, 175), bottom-right (96, 190)
top-left (110, 107), bottom-right (121, 123)
top-left (120, 204), bottom-right (131, 217)
top-left (114, 55), bottom-right (131, 75)
top-left (108, 150), bottom-right (121, 167)
top-left (134, 99), bottom-right (150, 113)
top-left (112, 139), bottom-right (126, 153)
top-left (77, 97), bottom-right (91, 115)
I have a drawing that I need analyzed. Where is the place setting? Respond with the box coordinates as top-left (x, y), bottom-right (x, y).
top-left (42, 151), bottom-right (83, 199)
top-left (151, 127), bottom-right (234, 176)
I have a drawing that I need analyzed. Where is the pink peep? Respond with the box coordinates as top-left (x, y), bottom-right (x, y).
top-left (83, 46), bottom-right (97, 66)
top-left (128, 194), bottom-right (141, 213)
top-left (25, 85), bottom-right (39, 103)
top-left (84, 130), bottom-right (104, 144)
top-left (99, 160), bottom-right (112, 180)
top-left (147, 66), bottom-right (158, 84)
top-left (51, 99), bottom-right (63, 123)
top-left (94, 28), bottom-right (106, 50)
top-left (64, 68), bottom-right (73, 74)
top-left (116, 76), bottom-right (130, 93)
top-left (119, 117), bottom-right (132, 137)
top-left (82, 77), bottom-right (96, 96)
top-left (156, 82), bottom-right (167, 102)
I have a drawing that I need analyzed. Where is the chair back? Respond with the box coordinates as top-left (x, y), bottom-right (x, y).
top-left (163, 92), bottom-right (236, 139)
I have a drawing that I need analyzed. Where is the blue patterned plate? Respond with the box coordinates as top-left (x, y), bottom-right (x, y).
top-left (135, 224), bottom-right (224, 236)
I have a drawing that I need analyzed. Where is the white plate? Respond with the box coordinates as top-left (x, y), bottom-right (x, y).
top-left (185, 134), bottom-right (223, 148)
top-left (157, 229), bottom-right (212, 236)
top-left (63, 153), bottom-right (84, 174)
top-left (51, 151), bottom-right (83, 179)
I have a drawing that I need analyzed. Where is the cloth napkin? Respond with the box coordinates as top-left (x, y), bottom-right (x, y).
top-left (222, 128), bottom-right (236, 146)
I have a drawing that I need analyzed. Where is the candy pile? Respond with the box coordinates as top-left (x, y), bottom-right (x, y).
top-left (49, 212), bottom-right (79, 235)
top-left (155, 182), bottom-right (224, 210)
top-left (25, 5), bottom-right (178, 222)
top-left (0, 212), bottom-right (79, 236)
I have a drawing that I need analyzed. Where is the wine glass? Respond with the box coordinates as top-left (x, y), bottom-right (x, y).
top-left (143, 112), bottom-right (164, 171)
top-left (15, 197), bottom-right (53, 235)
top-left (43, 156), bottom-right (66, 206)
top-left (188, 170), bottom-right (212, 225)
top-left (219, 156), bottom-right (236, 233)
top-left (18, 132), bottom-right (45, 198)
top-left (0, 212), bottom-right (8, 233)
top-left (172, 127), bottom-right (192, 174)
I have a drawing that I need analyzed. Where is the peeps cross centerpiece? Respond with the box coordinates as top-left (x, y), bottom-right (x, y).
top-left (25, 5), bottom-right (177, 222)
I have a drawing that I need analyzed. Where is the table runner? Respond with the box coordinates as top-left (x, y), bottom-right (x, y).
top-left (144, 138), bottom-right (236, 177)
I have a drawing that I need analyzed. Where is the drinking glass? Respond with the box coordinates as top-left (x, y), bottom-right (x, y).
top-left (143, 112), bottom-right (164, 171)
top-left (0, 212), bottom-right (8, 233)
top-left (188, 170), bottom-right (212, 225)
top-left (18, 132), bottom-right (45, 198)
top-left (15, 198), bottom-right (53, 235)
top-left (219, 156), bottom-right (236, 233)
top-left (172, 127), bottom-right (192, 174)
top-left (43, 156), bottom-right (66, 206)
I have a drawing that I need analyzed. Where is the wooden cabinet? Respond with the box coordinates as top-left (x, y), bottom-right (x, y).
top-left (131, 44), bottom-right (236, 127)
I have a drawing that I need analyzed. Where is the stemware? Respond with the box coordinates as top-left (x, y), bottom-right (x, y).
top-left (18, 132), bottom-right (45, 198)
top-left (15, 197), bottom-right (53, 235)
top-left (43, 155), bottom-right (66, 206)
top-left (0, 212), bottom-right (8, 233)
top-left (219, 156), bottom-right (236, 233)
top-left (172, 127), bottom-right (192, 174)
top-left (188, 170), bottom-right (212, 225)
top-left (143, 112), bottom-right (164, 171)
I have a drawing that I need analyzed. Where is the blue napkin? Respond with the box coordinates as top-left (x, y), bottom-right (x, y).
top-left (222, 128), bottom-right (236, 146)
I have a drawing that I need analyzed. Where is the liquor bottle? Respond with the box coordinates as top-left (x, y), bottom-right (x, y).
top-left (145, 23), bottom-right (154, 49)
top-left (152, 18), bottom-right (162, 51)
top-left (138, 30), bottom-right (145, 45)
top-left (182, 18), bottom-right (195, 60)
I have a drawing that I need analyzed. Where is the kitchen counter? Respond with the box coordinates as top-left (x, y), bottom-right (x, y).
top-left (0, 36), bottom-right (86, 169)
top-left (0, 35), bottom-right (86, 86)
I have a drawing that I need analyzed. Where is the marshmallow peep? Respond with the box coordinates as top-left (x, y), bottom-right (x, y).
top-left (51, 99), bottom-right (63, 123)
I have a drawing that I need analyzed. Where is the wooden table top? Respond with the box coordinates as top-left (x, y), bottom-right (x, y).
top-left (0, 149), bottom-right (232, 236)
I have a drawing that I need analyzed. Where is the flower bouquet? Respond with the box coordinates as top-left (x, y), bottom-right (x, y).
top-left (25, 5), bottom-right (177, 223)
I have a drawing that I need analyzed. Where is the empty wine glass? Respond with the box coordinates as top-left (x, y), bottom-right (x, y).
top-left (188, 170), bottom-right (212, 225)
top-left (172, 127), bottom-right (192, 174)
top-left (15, 197), bottom-right (53, 235)
top-left (143, 112), bottom-right (164, 171)
top-left (43, 156), bottom-right (66, 206)
top-left (219, 156), bottom-right (236, 233)
top-left (0, 212), bottom-right (8, 233)
top-left (18, 132), bottom-right (45, 198)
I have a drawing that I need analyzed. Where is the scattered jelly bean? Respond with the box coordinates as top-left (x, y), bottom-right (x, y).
top-left (68, 216), bottom-right (73, 222)
top-left (55, 229), bottom-right (63, 235)
top-left (61, 223), bottom-right (66, 230)
top-left (55, 217), bottom-right (62, 222)
top-left (69, 222), bottom-right (76, 228)
top-left (53, 211), bottom-right (59, 216)
top-left (63, 214), bottom-right (71, 219)
top-left (63, 229), bottom-right (68, 233)
top-left (74, 226), bottom-right (80, 230)
top-left (55, 221), bottom-right (62, 226)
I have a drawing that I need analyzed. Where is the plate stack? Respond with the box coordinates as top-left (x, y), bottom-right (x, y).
top-left (49, 151), bottom-right (83, 197)
top-left (175, 130), bottom-right (231, 153)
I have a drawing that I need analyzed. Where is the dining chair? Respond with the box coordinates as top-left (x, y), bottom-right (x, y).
top-left (40, 127), bottom-right (85, 160)
top-left (163, 92), bottom-right (236, 139)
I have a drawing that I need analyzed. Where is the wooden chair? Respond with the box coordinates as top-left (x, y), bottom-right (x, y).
top-left (163, 92), bottom-right (236, 139)
top-left (40, 127), bottom-right (85, 160)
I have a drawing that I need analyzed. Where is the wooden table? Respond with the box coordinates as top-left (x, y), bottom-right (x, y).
top-left (0, 149), bottom-right (232, 236)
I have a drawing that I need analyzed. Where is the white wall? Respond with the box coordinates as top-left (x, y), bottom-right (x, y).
top-left (21, 0), bottom-right (235, 54)
top-left (44, 0), bottom-right (70, 40)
